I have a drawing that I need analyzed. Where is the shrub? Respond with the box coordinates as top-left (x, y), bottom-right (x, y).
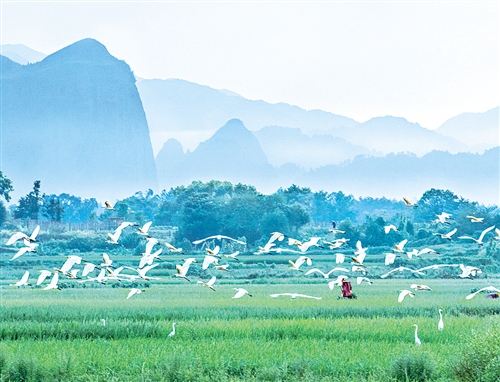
top-left (453, 324), bottom-right (500, 382)
top-left (389, 353), bottom-right (435, 382)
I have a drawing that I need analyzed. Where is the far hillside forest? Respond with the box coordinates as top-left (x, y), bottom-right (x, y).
top-left (1, 171), bottom-right (499, 265)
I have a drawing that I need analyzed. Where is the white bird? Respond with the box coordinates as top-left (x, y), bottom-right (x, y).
top-left (413, 324), bottom-right (422, 345)
top-left (289, 256), bottom-right (312, 271)
top-left (335, 253), bottom-right (346, 264)
top-left (385, 253), bottom-right (397, 265)
top-left (305, 267), bottom-right (350, 279)
top-left (435, 212), bottom-right (453, 224)
top-left (398, 289), bottom-right (415, 302)
top-left (324, 238), bottom-right (349, 249)
top-left (434, 228), bottom-right (457, 241)
top-left (351, 241), bottom-right (367, 265)
top-left (403, 197), bottom-right (418, 208)
top-left (106, 230), bottom-right (123, 245)
top-left (224, 251), bottom-right (240, 261)
top-left (270, 293), bottom-right (322, 300)
top-left (202, 255), bottom-right (219, 270)
top-left (465, 286), bottom-right (500, 300)
top-left (384, 224), bottom-right (398, 234)
top-left (128, 263), bottom-right (159, 280)
top-left (6, 225), bottom-right (40, 246)
top-left (271, 248), bottom-right (303, 254)
top-left (267, 232), bottom-right (286, 245)
top-left (392, 239), bottom-right (408, 253)
top-left (78, 268), bottom-right (107, 284)
top-left (410, 284), bottom-right (432, 291)
top-left (36, 270), bottom-right (52, 285)
top-left (126, 288), bottom-right (144, 299)
top-left (381, 267), bottom-right (425, 279)
top-left (467, 215), bottom-right (484, 223)
top-left (168, 322), bottom-right (176, 338)
top-left (297, 237), bottom-right (322, 252)
top-left (175, 258), bottom-right (197, 282)
top-left (100, 319), bottom-right (106, 327)
top-left (11, 243), bottom-right (37, 260)
top-left (56, 255), bottom-right (82, 275)
top-left (139, 248), bottom-right (162, 269)
top-left (356, 276), bottom-right (372, 285)
top-left (44, 273), bottom-right (60, 290)
top-left (438, 309), bottom-right (444, 331)
top-left (13, 271), bottom-right (30, 286)
top-left (144, 237), bottom-right (160, 256)
top-left (106, 266), bottom-right (126, 280)
top-left (351, 265), bottom-right (366, 275)
top-left (205, 245), bottom-right (220, 257)
top-left (493, 228), bottom-right (500, 240)
top-left (459, 264), bottom-right (482, 278)
top-left (407, 248), bottom-right (438, 259)
top-left (115, 221), bottom-right (139, 232)
top-left (164, 242), bottom-right (183, 253)
top-left (232, 288), bottom-right (252, 298)
top-left (136, 221), bottom-right (152, 237)
top-left (254, 242), bottom-right (275, 254)
top-left (198, 276), bottom-right (217, 291)
top-left (100, 253), bottom-right (113, 268)
top-left (458, 225), bottom-right (495, 245)
top-left (328, 275), bottom-right (349, 290)
top-left (193, 235), bottom-right (246, 245)
top-left (81, 263), bottom-right (97, 277)
top-left (416, 264), bottom-right (460, 273)
top-left (215, 264), bottom-right (230, 271)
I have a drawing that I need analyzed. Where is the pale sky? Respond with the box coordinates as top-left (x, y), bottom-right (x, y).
top-left (1, 1), bottom-right (498, 129)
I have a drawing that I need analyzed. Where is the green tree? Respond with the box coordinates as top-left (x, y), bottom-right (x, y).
top-left (14, 180), bottom-right (44, 220)
top-left (42, 197), bottom-right (65, 222)
top-left (0, 171), bottom-right (14, 202)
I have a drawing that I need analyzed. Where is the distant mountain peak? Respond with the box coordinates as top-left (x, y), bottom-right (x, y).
top-left (42, 38), bottom-right (115, 65)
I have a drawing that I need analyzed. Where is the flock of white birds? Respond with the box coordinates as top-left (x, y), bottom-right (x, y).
top-left (3, 198), bottom-right (500, 344)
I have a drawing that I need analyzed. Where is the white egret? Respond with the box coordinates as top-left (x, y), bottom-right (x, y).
top-left (335, 253), bottom-right (346, 264)
top-left (215, 264), bottom-right (230, 271)
top-left (459, 264), bottom-right (482, 278)
top-left (267, 232), bottom-right (286, 245)
top-left (289, 256), bottom-right (312, 271)
top-left (351, 241), bottom-right (367, 265)
top-left (458, 225), bottom-right (495, 245)
top-left (115, 221), bottom-right (139, 232)
top-left (164, 242), bottom-right (183, 253)
top-left (139, 248), bottom-right (162, 268)
top-left (392, 239), bottom-right (408, 253)
top-left (438, 309), bottom-right (444, 331)
top-left (270, 293), bottom-right (322, 300)
top-left (356, 276), bottom-right (372, 285)
top-left (413, 324), bottom-right (422, 345)
top-left (106, 230), bottom-right (123, 245)
top-left (100, 319), bottom-right (106, 326)
top-left (224, 251), bottom-right (240, 261)
top-left (206, 246), bottom-right (220, 256)
top-left (136, 221), bottom-right (152, 237)
top-left (175, 258), bottom-right (197, 282)
top-left (44, 273), bottom-right (60, 290)
top-left (297, 237), bottom-right (322, 252)
top-left (81, 263), bottom-right (97, 277)
top-left (202, 255), bottom-right (219, 270)
top-left (168, 322), bottom-right (176, 338)
top-left (351, 265), bottom-right (366, 275)
top-left (198, 276), bottom-right (216, 291)
top-left (467, 215), bottom-right (484, 223)
top-left (381, 267), bottom-right (425, 279)
top-left (435, 212), bottom-right (453, 224)
top-left (11, 243), bottom-right (37, 260)
top-left (13, 271), bottom-right (30, 286)
top-left (126, 288), bottom-right (144, 299)
top-left (398, 290), bottom-right (415, 302)
top-left (493, 228), bottom-right (500, 240)
top-left (254, 242), bottom-right (275, 254)
top-left (410, 284), bottom-right (432, 291)
top-left (434, 228), bottom-right (457, 241)
top-left (328, 275), bottom-right (348, 290)
top-left (403, 197), bottom-right (418, 208)
top-left (192, 235), bottom-right (246, 245)
top-left (6, 225), bottom-right (39, 246)
top-left (385, 253), bottom-right (397, 265)
top-left (36, 270), bottom-right (52, 285)
top-left (56, 255), bottom-right (82, 275)
top-left (465, 286), bottom-right (500, 300)
top-left (232, 288), bottom-right (252, 298)
top-left (384, 225), bottom-right (398, 234)
top-left (100, 253), bottom-right (113, 268)
top-left (305, 267), bottom-right (350, 279)
top-left (144, 237), bottom-right (160, 257)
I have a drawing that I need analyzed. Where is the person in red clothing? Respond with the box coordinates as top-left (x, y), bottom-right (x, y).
top-left (341, 279), bottom-right (353, 298)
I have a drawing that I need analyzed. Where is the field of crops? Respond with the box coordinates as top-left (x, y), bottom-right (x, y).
top-left (1, 278), bottom-right (499, 382)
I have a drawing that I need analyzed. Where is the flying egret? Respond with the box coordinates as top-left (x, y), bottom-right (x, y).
top-left (335, 253), bottom-right (346, 264)
top-left (459, 264), bottom-right (482, 278)
top-left (328, 275), bottom-right (348, 290)
top-left (6, 225), bottom-right (39, 246)
top-left (398, 290), bottom-right (415, 302)
top-left (267, 232), bottom-right (286, 245)
top-left (44, 273), bottom-right (60, 290)
top-left (392, 239), bottom-right (408, 253)
top-left (458, 225), bottom-right (495, 245)
top-left (270, 293), bottom-right (322, 300)
top-left (202, 255), bottom-right (219, 270)
top-left (289, 256), bottom-right (312, 271)
top-left (384, 224), bottom-right (398, 234)
top-left (192, 235), bottom-right (246, 245)
top-left (351, 241), bottom-right (367, 265)
top-left (115, 221), bottom-right (139, 232)
top-left (254, 242), bottom-right (275, 254)
top-left (139, 248), bottom-right (162, 268)
top-left (232, 288), bottom-right (252, 298)
top-left (36, 270), bottom-right (52, 285)
top-left (224, 251), bottom-right (240, 261)
top-left (205, 246), bottom-right (220, 257)
top-left (136, 221), bottom-right (152, 237)
top-left (297, 237), bottom-right (323, 252)
top-left (11, 243), bottom-right (37, 260)
top-left (356, 276), bottom-right (372, 285)
top-left (403, 197), bottom-right (418, 208)
top-left (466, 215), bottom-right (484, 223)
top-left (438, 309), bottom-right (444, 331)
top-left (168, 322), bottom-right (176, 338)
top-left (164, 242), bottom-right (183, 253)
top-left (465, 286), bottom-right (500, 300)
top-left (198, 276), bottom-right (217, 291)
top-left (305, 267), bottom-right (350, 279)
top-left (493, 228), bottom-right (500, 240)
top-left (81, 263), bottom-right (98, 277)
top-left (78, 268), bottom-right (107, 284)
top-left (434, 212), bottom-right (453, 224)
top-left (410, 284), bottom-right (432, 291)
top-left (434, 228), bottom-right (457, 241)
top-left (126, 288), bottom-right (144, 299)
top-left (351, 265), bottom-right (366, 275)
top-left (55, 256), bottom-right (82, 275)
top-left (381, 267), bottom-right (425, 279)
top-left (416, 264), bottom-right (460, 273)
top-left (175, 258), bottom-right (197, 282)
top-left (100, 253), bottom-right (113, 268)
top-left (215, 264), bottom-right (230, 271)
top-left (385, 253), bottom-right (397, 265)
top-left (106, 230), bottom-right (123, 245)
top-left (413, 324), bottom-right (421, 345)
top-left (13, 271), bottom-right (30, 286)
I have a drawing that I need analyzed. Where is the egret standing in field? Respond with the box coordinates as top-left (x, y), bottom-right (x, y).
top-left (168, 322), bottom-right (177, 338)
top-left (413, 324), bottom-right (422, 346)
top-left (438, 309), bottom-right (444, 331)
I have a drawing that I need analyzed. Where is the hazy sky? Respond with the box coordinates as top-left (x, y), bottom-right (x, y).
top-left (1, 1), bottom-right (498, 129)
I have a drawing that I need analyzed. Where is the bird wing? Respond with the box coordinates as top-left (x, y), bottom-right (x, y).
top-left (206, 276), bottom-right (216, 287)
top-left (6, 232), bottom-right (28, 246)
top-left (233, 289), bottom-right (247, 298)
top-left (305, 268), bottom-right (325, 277)
top-left (478, 225), bottom-right (495, 241)
top-left (29, 225), bottom-right (40, 241)
top-left (447, 228), bottom-right (458, 237)
top-left (11, 247), bottom-right (30, 260)
top-left (296, 294), bottom-right (322, 300)
top-left (127, 289), bottom-right (138, 299)
top-left (141, 221), bottom-right (152, 233)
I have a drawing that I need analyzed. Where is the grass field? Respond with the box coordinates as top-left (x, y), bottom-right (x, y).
top-left (1, 279), bottom-right (499, 381)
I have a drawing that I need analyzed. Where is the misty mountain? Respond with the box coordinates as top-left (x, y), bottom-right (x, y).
top-left (1, 38), bottom-right (157, 200)
top-left (295, 147), bottom-right (499, 205)
top-left (328, 116), bottom-right (471, 156)
top-left (155, 119), bottom-right (276, 190)
top-left (254, 126), bottom-right (380, 169)
top-left (435, 106), bottom-right (499, 149)
top-left (0, 44), bottom-right (47, 64)
top-left (136, 78), bottom-right (359, 154)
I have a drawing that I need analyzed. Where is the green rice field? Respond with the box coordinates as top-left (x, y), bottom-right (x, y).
top-left (0, 279), bottom-right (499, 381)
